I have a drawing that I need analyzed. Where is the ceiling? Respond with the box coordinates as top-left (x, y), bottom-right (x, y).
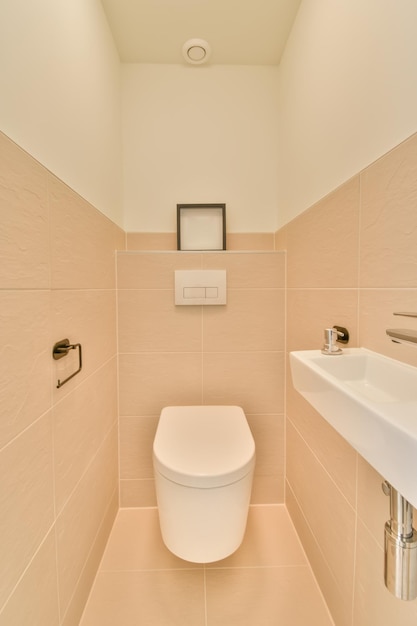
top-left (100, 0), bottom-right (302, 65)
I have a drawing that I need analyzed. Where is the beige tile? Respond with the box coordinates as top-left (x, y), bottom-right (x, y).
top-left (56, 427), bottom-right (118, 616)
top-left (111, 221), bottom-right (126, 248)
top-left (0, 133), bottom-right (50, 289)
top-left (50, 175), bottom-right (121, 289)
top-left (246, 414), bottom-right (284, 498)
top-left (0, 413), bottom-right (54, 608)
top-left (203, 352), bottom-right (284, 414)
top-left (286, 483), bottom-right (350, 626)
top-left (120, 478), bottom-right (157, 507)
top-left (286, 421), bottom-right (356, 601)
top-left (51, 290), bottom-right (117, 395)
top-left (286, 288), bottom-right (359, 352)
top-left (286, 177), bottom-right (360, 288)
top-left (60, 492), bottom-right (118, 626)
top-left (205, 567), bottom-right (333, 626)
top-left (0, 530), bottom-right (59, 626)
top-left (119, 415), bottom-right (158, 479)
top-left (53, 359), bottom-right (118, 514)
top-left (226, 233), bottom-right (275, 250)
top-left (0, 290), bottom-right (51, 449)
top-left (251, 474), bottom-right (284, 504)
top-left (79, 569), bottom-right (206, 626)
top-left (117, 251), bottom-right (201, 289)
top-left (203, 289), bottom-right (284, 352)
top-left (126, 232), bottom-right (177, 250)
top-left (118, 289), bottom-right (202, 353)
top-left (274, 225), bottom-right (287, 251)
top-left (119, 353), bottom-right (202, 416)
top-left (360, 134), bottom-right (417, 288)
top-left (353, 520), bottom-right (417, 626)
top-left (247, 414), bottom-right (284, 476)
top-left (357, 456), bottom-right (390, 548)
top-left (286, 397), bottom-right (357, 507)
top-left (202, 251), bottom-right (285, 288)
top-left (206, 505), bottom-right (306, 568)
top-left (100, 508), bottom-right (202, 571)
top-left (359, 289), bottom-right (417, 368)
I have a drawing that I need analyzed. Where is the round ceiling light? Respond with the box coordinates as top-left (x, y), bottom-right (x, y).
top-left (182, 39), bottom-right (211, 65)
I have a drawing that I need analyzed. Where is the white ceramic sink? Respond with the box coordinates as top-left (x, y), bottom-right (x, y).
top-left (290, 348), bottom-right (417, 508)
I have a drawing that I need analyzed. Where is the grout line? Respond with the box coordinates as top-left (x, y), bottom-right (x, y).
top-left (0, 526), bottom-right (58, 621)
top-left (286, 482), bottom-right (338, 621)
top-left (61, 488), bottom-right (118, 626)
top-left (357, 173), bottom-right (362, 344)
top-left (115, 250), bottom-right (122, 510)
top-left (98, 566), bottom-right (205, 573)
top-left (204, 563), bottom-right (311, 572)
top-left (286, 414), bottom-right (356, 512)
top-left (350, 453), bottom-right (359, 626)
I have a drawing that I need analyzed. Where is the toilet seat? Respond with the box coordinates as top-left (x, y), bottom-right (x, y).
top-left (153, 406), bottom-right (255, 488)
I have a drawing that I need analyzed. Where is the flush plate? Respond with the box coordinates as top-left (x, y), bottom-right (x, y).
top-left (175, 269), bottom-right (226, 305)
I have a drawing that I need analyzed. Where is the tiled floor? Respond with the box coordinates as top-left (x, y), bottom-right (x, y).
top-left (80, 505), bottom-right (334, 626)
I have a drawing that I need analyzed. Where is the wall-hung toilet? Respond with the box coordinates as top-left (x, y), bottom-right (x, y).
top-left (153, 405), bottom-right (255, 563)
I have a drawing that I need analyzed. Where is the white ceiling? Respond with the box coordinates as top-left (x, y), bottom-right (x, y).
top-left (100, 0), bottom-right (302, 65)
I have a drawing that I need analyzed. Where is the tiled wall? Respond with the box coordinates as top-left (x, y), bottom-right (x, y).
top-left (4, 117), bottom-right (417, 626)
top-left (126, 232), bottom-right (276, 252)
top-left (279, 132), bottom-right (417, 625)
top-left (0, 132), bottom-right (124, 626)
top-left (117, 249), bottom-right (285, 507)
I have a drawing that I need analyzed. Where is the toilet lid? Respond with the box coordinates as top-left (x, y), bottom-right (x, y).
top-left (153, 406), bottom-right (255, 488)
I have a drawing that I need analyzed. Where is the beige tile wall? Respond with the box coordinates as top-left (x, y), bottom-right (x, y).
top-left (0, 132), bottom-right (124, 626)
top-left (281, 132), bottom-right (417, 625)
top-left (4, 120), bottom-right (417, 625)
top-left (117, 249), bottom-right (285, 507)
top-left (126, 232), bottom-right (275, 252)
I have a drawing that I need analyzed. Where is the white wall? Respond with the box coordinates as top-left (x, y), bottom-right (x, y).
top-left (3, 0), bottom-right (416, 234)
top-left (0, 0), bottom-right (123, 227)
top-left (122, 64), bottom-right (280, 232)
top-left (277, 0), bottom-right (417, 228)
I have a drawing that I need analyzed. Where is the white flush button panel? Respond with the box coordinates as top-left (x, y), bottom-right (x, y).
top-left (175, 270), bottom-right (226, 305)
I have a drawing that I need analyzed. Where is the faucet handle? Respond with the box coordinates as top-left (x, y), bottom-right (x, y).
top-left (332, 326), bottom-right (349, 343)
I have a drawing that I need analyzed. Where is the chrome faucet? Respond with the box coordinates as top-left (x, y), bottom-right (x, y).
top-left (386, 312), bottom-right (417, 346)
top-left (321, 326), bottom-right (349, 355)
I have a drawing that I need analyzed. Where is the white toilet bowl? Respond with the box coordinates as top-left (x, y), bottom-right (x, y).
top-left (153, 405), bottom-right (255, 563)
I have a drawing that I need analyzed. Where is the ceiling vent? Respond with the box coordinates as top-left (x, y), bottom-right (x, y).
top-left (182, 39), bottom-right (211, 65)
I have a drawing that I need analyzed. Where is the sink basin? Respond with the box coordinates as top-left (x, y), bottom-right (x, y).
top-left (290, 348), bottom-right (417, 508)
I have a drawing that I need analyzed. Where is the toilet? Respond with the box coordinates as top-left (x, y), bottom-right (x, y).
top-left (153, 405), bottom-right (255, 563)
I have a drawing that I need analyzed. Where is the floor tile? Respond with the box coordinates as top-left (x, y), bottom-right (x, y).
top-left (79, 570), bottom-right (205, 626)
top-left (100, 508), bottom-right (202, 571)
top-left (205, 566), bottom-right (333, 626)
top-left (80, 505), bottom-right (334, 625)
top-left (206, 504), bottom-right (306, 568)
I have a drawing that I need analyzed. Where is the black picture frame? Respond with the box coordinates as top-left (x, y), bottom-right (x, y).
top-left (177, 204), bottom-right (226, 251)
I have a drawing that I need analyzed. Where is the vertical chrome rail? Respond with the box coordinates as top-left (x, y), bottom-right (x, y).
top-left (382, 482), bottom-right (417, 600)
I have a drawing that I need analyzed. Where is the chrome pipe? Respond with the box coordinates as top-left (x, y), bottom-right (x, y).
top-left (382, 482), bottom-right (417, 600)
top-left (390, 488), bottom-right (413, 538)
